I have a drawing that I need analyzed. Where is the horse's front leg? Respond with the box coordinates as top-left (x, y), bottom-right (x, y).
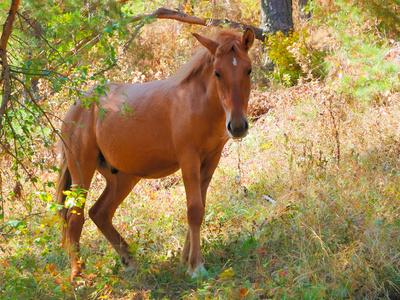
top-left (180, 154), bottom-right (207, 278)
top-left (181, 151), bottom-right (222, 278)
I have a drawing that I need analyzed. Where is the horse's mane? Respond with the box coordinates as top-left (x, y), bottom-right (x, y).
top-left (171, 29), bottom-right (247, 84)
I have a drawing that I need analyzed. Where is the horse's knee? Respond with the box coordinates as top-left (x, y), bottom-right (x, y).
top-left (88, 206), bottom-right (102, 225)
top-left (89, 205), bottom-right (111, 229)
top-left (187, 203), bottom-right (204, 227)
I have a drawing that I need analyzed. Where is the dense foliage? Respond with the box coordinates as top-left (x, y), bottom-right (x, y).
top-left (0, 0), bottom-right (132, 215)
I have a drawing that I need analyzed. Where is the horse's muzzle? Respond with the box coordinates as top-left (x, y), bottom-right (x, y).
top-left (227, 118), bottom-right (249, 139)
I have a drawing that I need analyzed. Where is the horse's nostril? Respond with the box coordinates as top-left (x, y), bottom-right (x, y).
top-left (227, 119), bottom-right (248, 138)
top-left (227, 121), bottom-right (233, 133)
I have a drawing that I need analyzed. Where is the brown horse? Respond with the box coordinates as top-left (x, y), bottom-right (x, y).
top-left (56, 28), bottom-right (255, 280)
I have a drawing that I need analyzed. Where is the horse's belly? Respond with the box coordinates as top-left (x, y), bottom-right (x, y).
top-left (115, 153), bottom-right (180, 179)
top-left (97, 127), bottom-right (179, 178)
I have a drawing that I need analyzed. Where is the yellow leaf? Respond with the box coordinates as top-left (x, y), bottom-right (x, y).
top-left (219, 267), bottom-right (234, 278)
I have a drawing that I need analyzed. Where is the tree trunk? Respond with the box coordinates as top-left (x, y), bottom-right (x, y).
top-left (261, 0), bottom-right (293, 36)
top-left (260, 0), bottom-right (293, 72)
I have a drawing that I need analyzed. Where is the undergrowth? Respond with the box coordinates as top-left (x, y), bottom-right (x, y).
top-left (1, 0), bottom-right (400, 299)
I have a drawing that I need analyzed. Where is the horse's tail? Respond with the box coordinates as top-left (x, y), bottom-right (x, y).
top-left (55, 147), bottom-right (71, 249)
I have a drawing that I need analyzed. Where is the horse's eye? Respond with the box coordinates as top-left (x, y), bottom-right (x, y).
top-left (214, 71), bottom-right (221, 78)
top-left (247, 68), bottom-right (252, 76)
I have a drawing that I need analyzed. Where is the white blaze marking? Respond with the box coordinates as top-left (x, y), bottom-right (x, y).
top-left (233, 57), bottom-right (237, 66)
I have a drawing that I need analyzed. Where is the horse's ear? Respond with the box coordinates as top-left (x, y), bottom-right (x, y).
top-left (192, 33), bottom-right (219, 55)
top-left (242, 28), bottom-right (255, 52)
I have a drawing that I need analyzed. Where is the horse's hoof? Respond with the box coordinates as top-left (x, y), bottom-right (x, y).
top-left (187, 263), bottom-right (208, 279)
top-left (70, 267), bottom-right (84, 281)
top-left (121, 260), bottom-right (137, 277)
top-left (70, 272), bottom-right (86, 286)
top-left (122, 265), bottom-right (136, 273)
top-left (71, 278), bottom-right (87, 287)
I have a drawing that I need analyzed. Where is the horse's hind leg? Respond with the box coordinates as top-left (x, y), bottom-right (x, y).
top-left (89, 171), bottom-right (139, 271)
top-left (64, 148), bottom-right (98, 280)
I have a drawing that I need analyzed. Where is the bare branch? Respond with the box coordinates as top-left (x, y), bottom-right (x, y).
top-left (0, 139), bottom-right (33, 178)
top-left (9, 74), bottom-right (81, 174)
top-left (129, 8), bottom-right (265, 41)
top-left (0, 212), bottom-right (43, 233)
top-left (94, 8), bottom-right (265, 76)
top-left (48, 34), bottom-right (101, 75)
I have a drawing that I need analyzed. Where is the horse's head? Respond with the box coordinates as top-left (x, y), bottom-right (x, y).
top-left (193, 28), bottom-right (255, 139)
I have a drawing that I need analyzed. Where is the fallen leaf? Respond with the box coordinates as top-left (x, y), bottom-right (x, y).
top-left (239, 287), bottom-right (249, 299)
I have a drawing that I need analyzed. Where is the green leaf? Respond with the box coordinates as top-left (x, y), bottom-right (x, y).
top-left (7, 220), bottom-right (26, 229)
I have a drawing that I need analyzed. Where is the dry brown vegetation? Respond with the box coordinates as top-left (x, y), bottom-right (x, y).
top-left (1, 0), bottom-right (400, 299)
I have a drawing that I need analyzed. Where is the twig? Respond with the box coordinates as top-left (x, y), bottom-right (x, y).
top-left (328, 95), bottom-right (341, 166)
top-left (235, 140), bottom-right (242, 185)
top-left (0, 140), bottom-right (32, 178)
top-left (0, 212), bottom-right (43, 233)
top-left (10, 74), bottom-right (64, 143)
top-left (47, 34), bottom-right (102, 75)
top-left (11, 74), bottom-right (84, 187)
top-left (262, 195), bottom-right (276, 204)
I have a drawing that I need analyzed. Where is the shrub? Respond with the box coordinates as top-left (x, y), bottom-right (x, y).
top-left (355, 0), bottom-right (400, 39)
top-left (263, 27), bottom-right (327, 86)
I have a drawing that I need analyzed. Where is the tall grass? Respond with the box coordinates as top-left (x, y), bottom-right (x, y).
top-left (1, 0), bottom-right (400, 299)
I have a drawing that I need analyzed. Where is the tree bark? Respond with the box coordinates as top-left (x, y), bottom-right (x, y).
top-left (261, 0), bottom-right (293, 36)
top-left (0, 0), bottom-right (20, 135)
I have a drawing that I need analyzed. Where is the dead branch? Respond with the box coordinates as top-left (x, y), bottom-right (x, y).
top-left (130, 8), bottom-right (265, 42)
